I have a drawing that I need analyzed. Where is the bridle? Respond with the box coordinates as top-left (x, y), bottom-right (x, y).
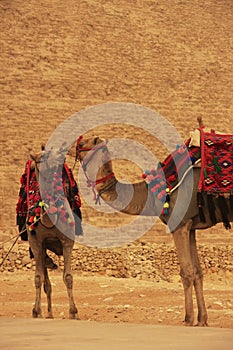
top-left (76, 135), bottom-right (116, 203)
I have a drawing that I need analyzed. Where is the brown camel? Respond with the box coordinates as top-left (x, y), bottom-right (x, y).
top-left (27, 149), bottom-right (79, 319)
top-left (76, 135), bottom-right (233, 327)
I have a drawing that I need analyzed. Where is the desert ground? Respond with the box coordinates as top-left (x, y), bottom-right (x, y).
top-left (0, 0), bottom-right (233, 348)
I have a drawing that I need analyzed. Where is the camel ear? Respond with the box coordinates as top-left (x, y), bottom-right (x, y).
top-left (94, 136), bottom-right (106, 145)
top-left (94, 136), bottom-right (99, 145)
top-left (29, 153), bottom-right (36, 161)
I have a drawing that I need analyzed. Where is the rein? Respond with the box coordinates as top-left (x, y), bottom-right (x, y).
top-left (76, 136), bottom-right (115, 203)
top-left (26, 160), bottom-right (32, 216)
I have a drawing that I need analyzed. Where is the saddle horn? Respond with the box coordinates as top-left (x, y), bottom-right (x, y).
top-left (197, 116), bottom-right (204, 128)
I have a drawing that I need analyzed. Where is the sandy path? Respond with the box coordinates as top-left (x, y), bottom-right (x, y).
top-left (1, 318), bottom-right (233, 350)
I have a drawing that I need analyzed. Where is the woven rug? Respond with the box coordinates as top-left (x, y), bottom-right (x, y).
top-left (198, 129), bottom-right (233, 194)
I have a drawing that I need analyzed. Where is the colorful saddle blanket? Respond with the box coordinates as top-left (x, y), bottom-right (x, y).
top-left (142, 139), bottom-right (201, 214)
top-left (16, 160), bottom-right (82, 237)
top-left (198, 129), bottom-right (233, 194)
top-left (143, 127), bottom-right (233, 228)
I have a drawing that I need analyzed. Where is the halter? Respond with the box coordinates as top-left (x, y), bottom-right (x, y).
top-left (76, 135), bottom-right (116, 203)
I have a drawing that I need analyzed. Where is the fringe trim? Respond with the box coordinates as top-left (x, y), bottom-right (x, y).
top-left (230, 195), bottom-right (233, 211)
top-left (207, 194), bottom-right (217, 225)
top-left (217, 196), bottom-right (231, 230)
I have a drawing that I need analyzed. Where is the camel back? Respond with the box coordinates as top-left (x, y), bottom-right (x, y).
top-left (143, 127), bottom-right (233, 228)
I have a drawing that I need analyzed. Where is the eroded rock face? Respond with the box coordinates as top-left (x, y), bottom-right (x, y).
top-left (1, 240), bottom-right (232, 280)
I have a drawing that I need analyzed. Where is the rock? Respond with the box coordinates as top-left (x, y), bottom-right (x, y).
top-left (103, 297), bottom-right (113, 302)
top-left (166, 308), bottom-right (174, 313)
top-left (211, 301), bottom-right (224, 310)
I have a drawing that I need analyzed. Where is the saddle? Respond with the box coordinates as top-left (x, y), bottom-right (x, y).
top-left (143, 126), bottom-right (233, 228)
top-left (196, 128), bottom-right (233, 229)
top-left (16, 160), bottom-right (82, 239)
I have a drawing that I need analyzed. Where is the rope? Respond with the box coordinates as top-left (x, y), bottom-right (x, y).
top-left (0, 234), bottom-right (20, 267)
top-left (0, 210), bottom-right (47, 267)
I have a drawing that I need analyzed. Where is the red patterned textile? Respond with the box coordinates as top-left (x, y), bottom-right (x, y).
top-left (16, 161), bottom-right (82, 237)
top-left (198, 128), bottom-right (233, 194)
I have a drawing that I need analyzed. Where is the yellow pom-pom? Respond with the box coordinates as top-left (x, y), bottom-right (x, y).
top-left (166, 188), bottom-right (170, 193)
top-left (34, 216), bottom-right (37, 223)
top-left (163, 202), bottom-right (169, 209)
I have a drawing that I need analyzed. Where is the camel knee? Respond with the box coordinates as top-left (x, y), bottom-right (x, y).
top-left (180, 269), bottom-right (194, 289)
top-left (64, 273), bottom-right (73, 289)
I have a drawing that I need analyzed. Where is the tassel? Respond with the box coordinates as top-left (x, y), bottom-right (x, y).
top-left (207, 194), bottom-right (217, 225)
top-left (230, 195), bottom-right (233, 211)
top-left (217, 196), bottom-right (231, 230)
top-left (197, 191), bottom-right (206, 223)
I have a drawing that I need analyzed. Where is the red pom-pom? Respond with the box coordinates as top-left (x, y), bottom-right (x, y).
top-left (35, 207), bottom-right (41, 215)
top-left (28, 216), bottom-right (34, 223)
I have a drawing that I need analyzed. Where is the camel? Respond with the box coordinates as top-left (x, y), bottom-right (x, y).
top-left (76, 133), bottom-right (233, 326)
top-left (26, 148), bottom-right (79, 319)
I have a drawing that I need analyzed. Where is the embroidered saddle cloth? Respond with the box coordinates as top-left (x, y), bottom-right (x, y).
top-left (198, 129), bottom-right (233, 194)
top-left (16, 161), bottom-right (82, 237)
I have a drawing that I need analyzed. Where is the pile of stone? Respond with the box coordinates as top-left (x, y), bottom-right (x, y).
top-left (1, 240), bottom-right (233, 281)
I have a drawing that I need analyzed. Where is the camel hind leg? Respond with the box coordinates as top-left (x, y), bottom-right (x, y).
top-left (173, 220), bottom-right (195, 326)
top-left (63, 243), bottom-right (78, 319)
top-left (31, 243), bottom-right (45, 318)
top-left (43, 264), bottom-right (53, 319)
top-left (190, 229), bottom-right (208, 326)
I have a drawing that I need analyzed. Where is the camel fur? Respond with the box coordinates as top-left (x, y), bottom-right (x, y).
top-left (76, 134), bottom-right (233, 327)
top-left (27, 149), bottom-right (78, 319)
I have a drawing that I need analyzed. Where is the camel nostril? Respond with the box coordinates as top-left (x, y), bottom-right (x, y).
top-left (94, 137), bottom-right (99, 145)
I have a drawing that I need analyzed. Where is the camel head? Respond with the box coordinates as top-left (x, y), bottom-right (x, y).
top-left (76, 136), bottom-right (106, 161)
top-left (29, 144), bottom-right (67, 180)
top-left (76, 135), bottom-right (114, 186)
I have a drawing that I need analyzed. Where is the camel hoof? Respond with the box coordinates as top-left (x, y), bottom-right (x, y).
top-left (183, 318), bottom-right (194, 327)
top-left (69, 313), bottom-right (78, 320)
top-left (69, 308), bottom-right (78, 320)
top-left (196, 321), bottom-right (208, 327)
top-left (46, 314), bottom-right (54, 319)
top-left (32, 308), bottom-right (42, 318)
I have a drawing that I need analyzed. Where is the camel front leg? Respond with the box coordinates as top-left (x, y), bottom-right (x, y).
top-left (190, 230), bottom-right (208, 326)
top-left (173, 220), bottom-right (195, 326)
top-left (63, 244), bottom-right (78, 319)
